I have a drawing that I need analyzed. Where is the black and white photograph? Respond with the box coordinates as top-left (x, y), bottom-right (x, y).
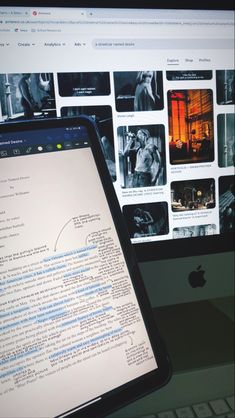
top-left (61, 106), bottom-right (116, 181)
top-left (118, 124), bottom-right (166, 189)
top-left (0, 73), bottom-right (56, 123)
top-left (123, 202), bottom-right (169, 239)
top-left (58, 72), bottom-right (110, 97)
top-left (171, 178), bottom-right (215, 212)
top-left (114, 71), bottom-right (164, 112)
top-left (168, 89), bottom-right (214, 164)
top-left (219, 175), bottom-right (235, 234)
top-left (173, 224), bottom-right (216, 239)
top-left (217, 113), bottom-right (235, 167)
top-left (216, 70), bottom-right (235, 105)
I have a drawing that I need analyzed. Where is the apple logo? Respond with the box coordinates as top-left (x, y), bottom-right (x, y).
top-left (188, 265), bottom-right (206, 288)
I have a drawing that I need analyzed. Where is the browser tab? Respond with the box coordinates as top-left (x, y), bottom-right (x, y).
top-left (29, 7), bottom-right (86, 19)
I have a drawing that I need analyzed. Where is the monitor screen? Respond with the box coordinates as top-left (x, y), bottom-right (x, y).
top-left (0, 2), bottom-right (234, 301)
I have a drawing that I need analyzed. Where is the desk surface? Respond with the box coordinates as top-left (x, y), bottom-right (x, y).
top-left (107, 298), bottom-right (235, 418)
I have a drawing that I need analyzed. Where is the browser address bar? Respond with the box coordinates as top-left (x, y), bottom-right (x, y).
top-left (3, 19), bottom-right (234, 26)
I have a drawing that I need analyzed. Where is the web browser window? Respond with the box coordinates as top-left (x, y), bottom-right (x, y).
top-left (0, 6), bottom-right (234, 244)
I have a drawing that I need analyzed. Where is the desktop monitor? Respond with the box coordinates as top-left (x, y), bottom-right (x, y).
top-left (0, 1), bottom-right (234, 313)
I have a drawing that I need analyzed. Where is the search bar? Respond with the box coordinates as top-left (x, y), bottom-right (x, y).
top-left (93, 38), bottom-right (234, 49)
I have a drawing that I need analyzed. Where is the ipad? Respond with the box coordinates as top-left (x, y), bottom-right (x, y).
top-left (0, 116), bottom-right (171, 418)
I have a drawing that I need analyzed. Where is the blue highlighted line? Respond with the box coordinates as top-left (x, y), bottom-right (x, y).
top-left (64, 267), bottom-right (90, 279)
top-left (43, 245), bottom-right (96, 263)
top-left (60, 306), bottom-right (113, 328)
top-left (0, 347), bottom-right (38, 366)
top-left (0, 307), bottom-right (68, 332)
top-left (0, 318), bottom-right (29, 332)
top-left (37, 309), bottom-right (67, 323)
top-left (0, 306), bottom-right (29, 319)
top-left (0, 366), bottom-right (25, 379)
top-left (39, 298), bottom-right (71, 311)
top-left (83, 284), bottom-right (112, 296)
top-left (49, 327), bottom-right (123, 360)
top-left (76, 283), bottom-right (101, 294)
top-left (1, 264), bottom-right (66, 286)
top-left (75, 284), bottom-right (112, 297)
top-left (78, 252), bottom-right (89, 258)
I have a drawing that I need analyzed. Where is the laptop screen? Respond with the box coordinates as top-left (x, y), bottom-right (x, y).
top-left (0, 4), bottom-right (234, 264)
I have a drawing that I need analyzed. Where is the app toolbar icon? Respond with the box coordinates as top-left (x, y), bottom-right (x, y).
top-left (64, 141), bottom-right (73, 149)
top-left (0, 150), bottom-right (8, 157)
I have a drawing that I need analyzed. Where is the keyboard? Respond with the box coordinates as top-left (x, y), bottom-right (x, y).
top-left (142, 394), bottom-right (235, 417)
top-left (107, 364), bottom-right (235, 418)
